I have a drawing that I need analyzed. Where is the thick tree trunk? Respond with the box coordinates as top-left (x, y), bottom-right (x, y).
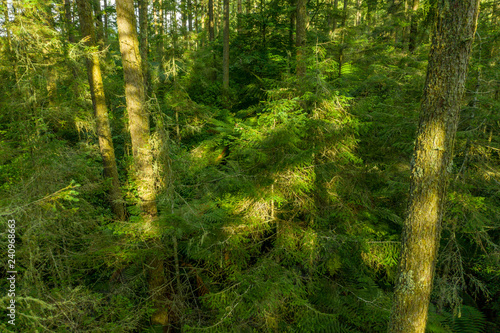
top-left (295, 0), bottom-right (307, 77)
top-left (75, 0), bottom-right (126, 221)
top-left (223, 0), bottom-right (230, 97)
top-left (388, 1), bottom-right (480, 332)
top-left (408, 0), bottom-right (419, 53)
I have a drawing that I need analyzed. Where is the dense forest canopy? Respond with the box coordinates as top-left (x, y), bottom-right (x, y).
top-left (0, 0), bottom-right (499, 332)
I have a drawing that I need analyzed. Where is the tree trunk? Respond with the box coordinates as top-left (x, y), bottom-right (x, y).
top-left (388, 1), bottom-right (480, 332)
top-left (116, 0), bottom-right (169, 328)
top-left (181, 0), bottom-right (187, 36)
top-left (295, 0), bottom-right (307, 78)
top-left (63, 0), bottom-right (75, 43)
top-left (237, 0), bottom-right (242, 32)
top-left (208, 0), bottom-right (215, 41)
top-left (139, 0), bottom-right (149, 88)
top-left (188, 0), bottom-right (193, 32)
top-left (223, 0), bottom-right (230, 98)
top-left (355, 0), bottom-right (361, 26)
top-left (117, 0), bottom-right (157, 220)
top-left (333, 0), bottom-right (339, 32)
top-left (408, 0), bottom-right (419, 53)
top-left (75, 0), bottom-right (126, 221)
top-left (103, 0), bottom-right (108, 41)
top-left (289, 0), bottom-right (295, 48)
top-left (92, 0), bottom-right (104, 47)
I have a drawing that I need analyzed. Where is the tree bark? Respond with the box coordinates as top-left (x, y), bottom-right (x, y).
top-left (408, 0), bottom-right (419, 53)
top-left (92, 0), bottom-right (104, 47)
top-left (223, 0), bottom-right (230, 98)
top-left (295, 0), bottom-right (307, 78)
top-left (388, 1), bottom-right (480, 332)
top-left (355, 0), bottom-right (361, 26)
top-left (117, 0), bottom-right (157, 219)
top-left (139, 0), bottom-right (149, 88)
top-left (289, 0), bottom-right (295, 48)
top-left (63, 0), bottom-right (75, 43)
top-left (75, 0), bottom-right (126, 221)
top-left (116, 0), bottom-right (169, 328)
top-left (208, 0), bottom-right (215, 41)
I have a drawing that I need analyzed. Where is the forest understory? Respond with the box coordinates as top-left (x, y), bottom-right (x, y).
top-left (0, 0), bottom-right (499, 332)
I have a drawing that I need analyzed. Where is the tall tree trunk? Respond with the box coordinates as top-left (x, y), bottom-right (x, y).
top-left (188, 0), bottom-right (193, 32)
top-left (63, 0), bottom-right (75, 43)
top-left (92, 0), bottom-right (104, 47)
top-left (139, 0), bottom-right (149, 88)
top-left (333, 0), bottom-right (339, 32)
top-left (388, 1), bottom-right (480, 332)
top-left (289, 0), bottom-right (295, 48)
top-left (408, 0), bottom-right (419, 53)
top-left (208, 0), bottom-right (215, 41)
top-left (116, 0), bottom-right (169, 328)
top-left (117, 0), bottom-right (157, 222)
top-left (237, 0), bottom-right (242, 32)
top-left (295, 0), bottom-right (307, 78)
top-left (355, 0), bottom-right (361, 26)
top-left (223, 0), bottom-right (229, 100)
top-left (103, 0), bottom-right (108, 41)
top-left (75, 0), bottom-right (126, 221)
top-left (181, 0), bottom-right (187, 36)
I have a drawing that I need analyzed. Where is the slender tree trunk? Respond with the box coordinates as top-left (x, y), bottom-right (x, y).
top-left (195, 0), bottom-right (199, 33)
top-left (75, 0), bottom-right (126, 221)
top-left (338, 0), bottom-right (348, 77)
top-left (388, 1), bottom-right (480, 332)
top-left (237, 0), bottom-right (242, 32)
top-left (295, 0), bottom-right (307, 77)
top-left (116, 0), bottom-right (169, 328)
top-left (103, 0), bottom-right (108, 41)
top-left (355, 0), bottom-right (361, 26)
top-left (332, 0), bottom-right (338, 33)
top-left (181, 0), bottom-right (187, 36)
top-left (92, 0), bottom-right (104, 47)
top-left (289, 0), bottom-right (295, 48)
top-left (117, 0), bottom-right (157, 220)
top-left (223, 0), bottom-right (229, 100)
top-left (188, 0), bottom-right (193, 32)
top-left (408, 0), bottom-right (419, 53)
top-left (63, 0), bottom-right (75, 43)
top-left (139, 0), bottom-right (149, 88)
top-left (208, 0), bottom-right (215, 41)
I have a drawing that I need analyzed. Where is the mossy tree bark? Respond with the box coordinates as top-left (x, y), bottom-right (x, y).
top-left (208, 0), bottom-right (215, 42)
top-left (116, 0), bottom-right (169, 328)
top-left (222, 0), bottom-right (230, 99)
top-left (295, 0), bottom-right (307, 78)
top-left (139, 0), bottom-right (149, 88)
top-left (116, 0), bottom-right (157, 219)
top-left (408, 0), bottom-right (419, 53)
top-left (388, 1), bottom-right (480, 332)
top-left (75, 0), bottom-right (126, 221)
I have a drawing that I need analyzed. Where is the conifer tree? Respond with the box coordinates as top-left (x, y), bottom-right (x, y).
top-left (389, 1), bottom-right (481, 332)
top-left (75, 0), bottom-right (126, 220)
